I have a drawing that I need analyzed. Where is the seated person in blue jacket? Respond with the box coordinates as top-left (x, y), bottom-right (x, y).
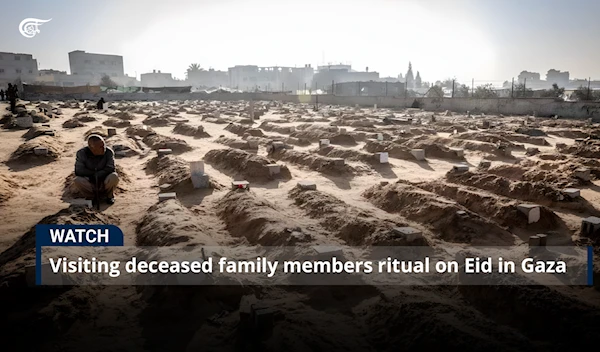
top-left (73, 134), bottom-right (120, 204)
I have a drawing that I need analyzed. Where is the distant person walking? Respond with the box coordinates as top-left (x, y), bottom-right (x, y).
top-left (7, 84), bottom-right (17, 113)
top-left (97, 97), bottom-right (105, 110)
top-left (0, 89), bottom-right (4, 101)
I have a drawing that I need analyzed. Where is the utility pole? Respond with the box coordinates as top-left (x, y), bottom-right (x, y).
top-left (385, 81), bottom-right (388, 96)
top-left (511, 78), bottom-right (514, 98)
top-left (588, 77), bottom-right (591, 100)
top-left (451, 79), bottom-right (455, 98)
top-left (281, 82), bottom-right (284, 93)
top-left (524, 78), bottom-right (527, 97)
top-left (304, 82), bottom-right (307, 94)
top-left (471, 78), bottom-right (474, 98)
top-left (332, 80), bottom-right (334, 95)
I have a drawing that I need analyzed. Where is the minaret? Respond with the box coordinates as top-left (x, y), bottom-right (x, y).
top-left (415, 71), bottom-right (422, 88)
top-left (406, 62), bottom-right (414, 89)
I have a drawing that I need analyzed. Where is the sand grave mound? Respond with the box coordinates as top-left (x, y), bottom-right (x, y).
top-left (288, 186), bottom-right (422, 245)
top-left (126, 124), bottom-right (156, 138)
top-left (62, 164), bottom-right (131, 199)
top-left (142, 133), bottom-right (192, 153)
top-left (402, 136), bottom-right (465, 160)
top-left (556, 143), bottom-right (600, 159)
top-left (290, 129), bottom-right (331, 142)
top-left (30, 112), bottom-right (50, 123)
top-left (497, 132), bottom-right (549, 146)
top-left (214, 137), bottom-right (257, 150)
top-left (142, 115), bottom-right (171, 127)
top-left (446, 171), bottom-right (564, 206)
top-left (84, 126), bottom-right (108, 138)
top-left (417, 179), bottom-right (561, 231)
top-left (204, 148), bottom-right (291, 181)
top-left (105, 135), bottom-right (142, 157)
top-left (112, 111), bottom-right (136, 120)
top-left (172, 122), bottom-right (210, 138)
top-left (488, 161), bottom-right (593, 188)
top-left (224, 123), bottom-right (253, 136)
top-left (363, 140), bottom-right (415, 160)
top-left (270, 149), bottom-right (356, 176)
top-left (0, 175), bottom-right (19, 204)
top-left (515, 127), bottom-right (547, 136)
top-left (62, 117), bottom-right (86, 128)
top-left (258, 121), bottom-right (295, 134)
top-left (329, 134), bottom-right (357, 145)
top-left (202, 116), bottom-right (230, 124)
top-left (362, 181), bottom-right (514, 245)
top-left (144, 155), bottom-right (223, 191)
top-left (453, 132), bottom-right (519, 146)
top-left (546, 129), bottom-right (590, 139)
top-left (0, 206), bottom-right (115, 281)
top-left (21, 126), bottom-right (54, 140)
top-left (216, 191), bottom-right (311, 246)
top-left (435, 125), bottom-right (469, 133)
top-left (458, 272), bottom-right (600, 350)
top-left (8, 136), bottom-right (63, 163)
top-left (136, 199), bottom-right (217, 246)
top-left (359, 292), bottom-right (533, 351)
top-left (102, 118), bottom-right (131, 128)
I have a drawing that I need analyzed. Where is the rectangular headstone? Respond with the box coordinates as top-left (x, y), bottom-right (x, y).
top-left (537, 234), bottom-right (547, 246)
top-left (517, 204), bottom-right (541, 224)
top-left (319, 139), bottom-right (330, 148)
top-left (478, 160), bottom-right (491, 169)
top-left (410, 149), bottom-right (425, 161)
top-left (191, 174), bottom-right (210, 189)
top-left (232, 180), bottom-right (250, 190)
top-left (528, 236), bottom-right (540, 247)
top-left (190, 161), bottom-right (205, 175)
top-left (69, 198), bottom-right (93, 208)
top-left (339, 128), bottom-right (347, 134)
top-left (581, 216), bottom-right (600, 235)
top-left (392, 227), bottom-right (423, 242)
top-left (330, 158), bottom-right (345, 166)
top-left (376, 152), bottom-right (388, 164)
top-left (158, 193), bottom-right (177, 202)
top-left (450, 148), bottom-right (464, 157)
top-left (158, 149), bottom-right (172, 157)
top-left (562, 188), bottom-right (580, 198)
top-left (107, 128), bottom-right (117, 136)
top-left (312, 245), bottom-right (343, 257)
top-left (574, 168), bottom-right (591, 181)
top-left (297, 181), bottom-right (317, 190)
top-left (266, 164), bottom-right (281, 175)
top-left (452, 164), bottom-right (469, 172)
top-left (377, 133), bottom-right (383, 141)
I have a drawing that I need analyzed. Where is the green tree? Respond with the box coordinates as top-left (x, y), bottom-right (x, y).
top-left (513, 83), bottom-right (534, 98)
top-left (427, 85), bottom-right (444, 98)
top-left (472, 84), bottom-right (498, 98)
top-left (540, 83), bottom-right (565, 98)
top-left (453, 84), bottom-right (470, 97)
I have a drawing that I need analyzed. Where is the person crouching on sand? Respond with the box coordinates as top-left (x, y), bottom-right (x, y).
top-left (73, 134), bottom-right (119, 205)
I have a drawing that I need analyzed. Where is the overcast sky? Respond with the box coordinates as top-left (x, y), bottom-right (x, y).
top-left (1, 0), bottom-right (599, 84)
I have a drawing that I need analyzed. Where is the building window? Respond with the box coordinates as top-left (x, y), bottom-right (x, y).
top-left (15, 56), bottom-right (20, 60)
top-left (16, 69), bottom-right (22, 73)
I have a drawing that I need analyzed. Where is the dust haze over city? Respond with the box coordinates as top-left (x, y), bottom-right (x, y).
top-left (0, 0), bottom-right (599, 352)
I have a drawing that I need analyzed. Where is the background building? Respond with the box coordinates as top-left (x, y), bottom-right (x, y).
top-left (312, 64), bottom-right (378, 92)
top-left (228, 64), bottom-right (314, 92)
top-left (334, 81), bottom-right (405, 96)
top-left (68, 50), bottom-right (124, 77)
top-left (0, 51), bottom-right (39, 87)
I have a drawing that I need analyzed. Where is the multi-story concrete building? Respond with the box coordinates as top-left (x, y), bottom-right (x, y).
top-left (228, 64), bottom-right (314, 92)
top-left (68, 50), bottom-right (124, 77)
top-left (312, 64), bottom-right (378, 92)
top-left (187, 68), bottom-right (229, 88)
top-left (546, 69), bottom-right (569, 87)
top-left (0, 51), bottom-right (39, 88)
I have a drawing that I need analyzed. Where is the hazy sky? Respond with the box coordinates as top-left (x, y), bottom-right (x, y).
top-left (2, 0), bottom-right (599, 84)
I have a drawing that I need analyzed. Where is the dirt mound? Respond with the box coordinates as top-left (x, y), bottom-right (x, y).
top-left (458, 275), bottom-right (600, 350)
top-left (8, 136), bottom-right (63, 163)
top-left (216, 191), bottom-right (310, 245)
top-left (488, 161), bottom-right (593, 188)
top-left (289, 186), bottom-right (423, 245)
top-left (363, 140), bottom-right (415, 160)
top-left (436, 125), bottom-right (469, 133)
top-left (103, 118), bottom-right (131, 128)
top-left (0, 206), bottom-right (114, 280)
top-left (0, 175), bottom-right (18, 204)
top-left (112, 111), bottom-right (136, 120)
top-left (556, 142), bottom-right (600, 159)
top-left (259, 121), bottom-right (294, 134)
top-left (417, 180), bottom-right (561, 230)
top-left (142, 134), bottom-right (192, 153)
top-left (63, 164), bottom-right (131, 198)
top-left (290, 129), bottom-right (331, 142)
top-left (446, 171), bottom-right (562, 205)
top-left (204, 148), bottom-right (291, 181)
top-left (497, 132), bottom-right (549, 146)
top-left (214, 137), bottom-right (257, 150)
top-left (515, 127), bottom-right (547, 136)
top-left (329, 134), bottom-right (357, 145)
top-left (144, 155), bottom-right (221, 192)
top-left (105, 135), bottom-right (141, 157)
top-left (362, 181), bottom-right (515, 245)
top-left (136, 199), bottom-right (217, 246)
top-left (142, 116), bottom-right (171, 126)
top-left (84, 126), bottom-right (108, 138)
top-left (270, 149), bottom-right (356, 176)
top-left (63, 117), bottom-right (86, 128)
top-left (224, 123), bottom-right (253, 136)
top-left (21, 126), bottom-right (54, 140)
top-left (172, 123), bottom-right (210, 138)
top-left (403, 136), bottom-right (465, 160)
top-left (31, 112), bottom-right (50, 123)
top-left (126, 124), bottom-right (155, 138)
top-left (454, 132), bottom-right (515, 145)
top-left (546, 129), bottom-right (590, 139)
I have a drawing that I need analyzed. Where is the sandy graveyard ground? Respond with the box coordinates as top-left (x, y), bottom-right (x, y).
top-left (0, 98), bottom-right (599, 351)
